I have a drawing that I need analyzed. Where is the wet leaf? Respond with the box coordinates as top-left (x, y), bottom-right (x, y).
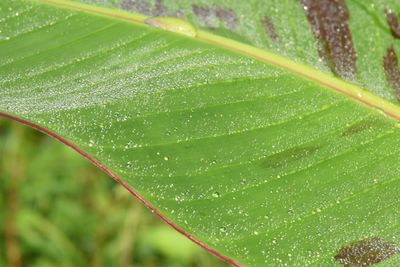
top-left (2, 0), bottom-right (400, 266)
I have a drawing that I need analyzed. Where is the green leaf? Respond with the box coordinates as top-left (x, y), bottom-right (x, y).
top-left (75, 0), bottom-right (400, 104)
top-left (2, 0), bottom-right (400, 266)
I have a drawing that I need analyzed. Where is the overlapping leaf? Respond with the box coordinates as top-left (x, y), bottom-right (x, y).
top-left (78, 0), bottom-right (400, 103)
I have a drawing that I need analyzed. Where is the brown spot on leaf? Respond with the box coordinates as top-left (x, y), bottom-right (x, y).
top-left (262, 145), bottom-right (321, 169)
top-left (335, 237), bottom-right (400, 266)
top-left (214, 6), bottom-right (238, 30)
top-left (383, 45), bottom-right (400, 100)
top-left (120, 0), bottom-right (181, 17)
top-left (192, 4), bottom-right (237, 30)
top-left (120, 0), bottom-right (152, 15)
top-left (154, 0), bottom-right (167, 16)
top-left (192, 5), bottom-right (214, 28)
top-left (261, 16), bottom-right (279, 43)
top-left (301, 0), bottom-right (357, 79)
top-left (385, 9), bottom-right (400, 39)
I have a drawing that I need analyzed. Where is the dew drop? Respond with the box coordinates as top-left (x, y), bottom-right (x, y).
top-left (212, 192), bottom-right (220, 198)
top-left (144, 16), bottom-right (197, 37)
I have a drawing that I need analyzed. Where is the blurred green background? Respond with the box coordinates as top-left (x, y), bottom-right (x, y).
top-left (0, 117), bottom-right (228, 267)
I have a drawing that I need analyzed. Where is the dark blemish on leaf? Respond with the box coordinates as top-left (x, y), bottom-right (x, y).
top-left (214, 6), bottom-right (238, 30)
top-left (120, 0), bottom-right (179, 18)
top-left (192, 5), bottom-right (237, 30)
top-left (192, 4), bottom-right (214, 28)
top-left (261, 16), bottom-right (279, 43)
top-left (154, 0), bottom-right (168, 16)
top-left (334, 237), bottom-right (400, 266)
top-left (341, 119), bottom-right (381, 137)
top-left (301, 0), bottom-right (357, 79)
top-left (385, 9), bottom-right (400, 39)
top-left (120, 0), bottom-right (152, 16)
top-left (383, 45), bottom-right (400, 101)
top-left (262, 145), bottom-right (321, 169)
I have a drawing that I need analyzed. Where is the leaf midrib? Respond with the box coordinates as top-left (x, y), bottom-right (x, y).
top-left (32, 0), bottom-right (400, 122)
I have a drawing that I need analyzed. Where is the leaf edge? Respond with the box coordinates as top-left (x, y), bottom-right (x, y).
top-left (0, 111), bottom-right (244, 267)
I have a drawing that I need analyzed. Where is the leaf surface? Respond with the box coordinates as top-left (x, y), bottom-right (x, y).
top-left (77, 0), bottom-right (400, 103)
top-left (2, 0), bottom-right (400, 266)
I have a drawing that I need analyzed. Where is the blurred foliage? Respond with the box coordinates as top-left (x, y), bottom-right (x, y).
top-left (0, 118), bottom-right (228, 267)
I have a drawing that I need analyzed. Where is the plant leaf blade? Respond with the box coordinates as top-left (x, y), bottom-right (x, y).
top-left (2, 1), bottom-right (400, 266)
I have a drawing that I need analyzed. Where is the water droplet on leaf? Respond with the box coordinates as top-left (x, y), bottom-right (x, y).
top-left (212, 192), bottom-right (220, 198)
top-left (144, 16), bottom-right (197, 37)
